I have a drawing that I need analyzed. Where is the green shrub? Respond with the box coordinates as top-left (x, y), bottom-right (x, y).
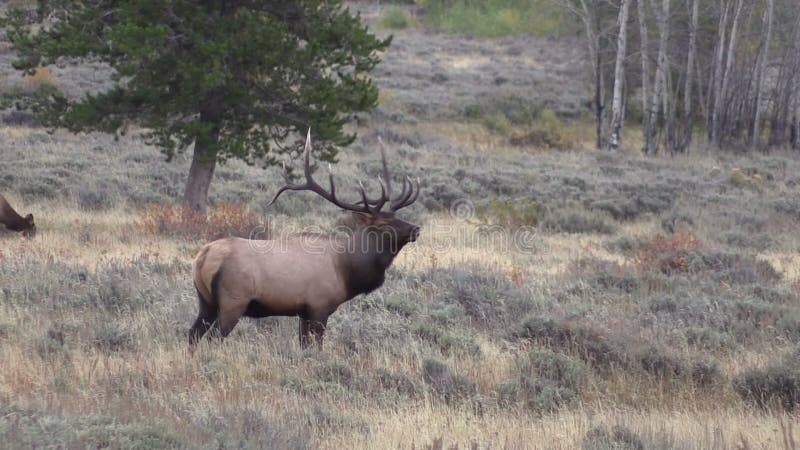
top-left (0, 408), bottom-right (181, 449)
top-left (379, 6), bottom-right (414, 29)
top-left (541, 205), bottom-right (616, 235)
top-left (482, 112), bottom-right (512, 133)
top-left (421, 0), bottom-right (568, 38)
top-left (476, 198), bottom-right (538, 228)
top-left (529, 108), bottom-right (572, 150)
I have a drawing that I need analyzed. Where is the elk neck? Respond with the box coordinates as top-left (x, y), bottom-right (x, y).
top-left (336, 227), bottom-right (400, 299)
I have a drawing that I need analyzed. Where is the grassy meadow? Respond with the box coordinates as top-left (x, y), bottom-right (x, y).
top-left (2, 2), bottom-right (800, 449)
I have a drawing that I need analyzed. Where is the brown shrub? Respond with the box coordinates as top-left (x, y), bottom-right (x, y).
top-left (632, 230), bottom-right (703, 275)
top-left (134, 201), bottom-right (266, 241)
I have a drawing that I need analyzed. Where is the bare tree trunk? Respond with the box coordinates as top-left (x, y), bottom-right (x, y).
top-left (793, 79), bottom-right (800, 149)
top-left (748, 0), bottom-right (773, 151)
top-left (182, 109), bottom-right (221, 214)
top-left (712, 0), bottom-right (743, 148)
top-left (709, 0), bottom-right (730, 144)
top-left (769, 10), bottom-right (800, 147)
top-left (679, 0), bottom-right (699, 152)
top-left (609, 0), bottom-right (632, 151)
top-left (695, 51), bottom-right (708, 122)
top-left (638, 0), bottom-right (653, 154)
top-left (570, 0), bottom-right (607, 149)
top-left (183, 141), bottom-right (217, 214)
top-left (646, 0), bottom-right (669, 155)
top-left (748, 0), bottom-right (774, 151)
top-left (658, 0), bottom-right (672, 153)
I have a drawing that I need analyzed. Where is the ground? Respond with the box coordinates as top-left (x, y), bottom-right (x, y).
top-left (1, 3), bottom-right (799, 449)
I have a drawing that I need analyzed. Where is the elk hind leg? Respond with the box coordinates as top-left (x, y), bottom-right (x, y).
top-left (189, 289), bottom-right (218, 347)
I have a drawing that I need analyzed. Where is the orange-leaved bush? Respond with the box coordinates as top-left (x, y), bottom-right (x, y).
top-left (134, 202), bottom-right (266, 241)
top-left (632, 230), bottom-right (703, 275)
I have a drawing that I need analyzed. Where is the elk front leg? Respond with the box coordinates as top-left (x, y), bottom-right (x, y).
top-left (299, 316), bottom-right (328, 350)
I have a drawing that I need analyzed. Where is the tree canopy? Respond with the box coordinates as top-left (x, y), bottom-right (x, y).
top-left (5, 1), bottom-right (390, 211)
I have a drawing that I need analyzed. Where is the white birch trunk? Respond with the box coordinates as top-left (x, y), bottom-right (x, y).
top-left (609, 0), bottom-right (632, 151)
top-left (748, 0), bottom-right (773, 151)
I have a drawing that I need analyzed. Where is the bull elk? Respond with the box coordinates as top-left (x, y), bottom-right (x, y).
top-left (0, 194), bottom-right (36, 237)
top-left (190, 132), bottom-right (420, 349)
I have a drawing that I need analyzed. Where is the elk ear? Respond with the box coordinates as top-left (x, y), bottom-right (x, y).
top-left (25, 214), bottom-right (34, 224)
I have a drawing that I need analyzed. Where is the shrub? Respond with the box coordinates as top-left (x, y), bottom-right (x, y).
top-left (380, 6), bottom-right (414, 29)
top-left (540, 205), bottom-right (616, 235)
top-left (685, 327), bottom-right (734, 352)
top-left (476, 198), bottom-right (538, 228)
top-left (375, 369), bottom-right (420, 398)
top-left (414, 323), bottom-right (482, 357)
top-left (509, 109), bottom-right (572, 150)
top-left (510, 317), bottom-right (625, 371)
top-left (134, 201), bottom-right (265, 241)
top-left (733, 363), bottom-right (800, 411)
top-left (422, 0), bottom-right (567, 38)
top-left (582, 425), bottom-right (644, 450)
top-left (422, 358), bottom-right (477, 403)
top-left (315, 362), bottom-right (358, 390)
top-left (77, 185), bottom-right (113, 211)
top-left (433, 266), bottom-right (533, 326)
top-left (21, 66), bottom-right (58, 93)
top-left (632, 230), bottom-right (703, 275)
top-left (92, 321), bottom-right (135, 352)
top-left (729, 168), bottom-right (762, 190)
top-left (0, 408), bottom-right (181, 449)
top-left (636, 346), bottom-right (685, 379)
top-left (191, 408), bottom-right (312, 450)
top-left (483, 112), bottom-right (512, 133)
top-left (518, 349), bottom-right (589, 392)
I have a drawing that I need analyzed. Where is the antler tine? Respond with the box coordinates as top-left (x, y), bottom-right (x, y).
top-left (378, 136), bottom-right (392, 199)
top-left (373, 176), bottom-right (389, 211)
top-left (391, 176), bottom-right (420, 211)
top-left (390, 176), bottom-right (410, 211)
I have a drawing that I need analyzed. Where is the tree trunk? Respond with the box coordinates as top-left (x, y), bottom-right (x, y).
top-left (769, 10), bottom-right (800, 147)
top-left (182, 138), bottom-right (218, 214)
top-left (709, 0), bottom-right (730, 144)
top-left (679, 0), bottom-right (699, 152)
top-left (609, 0), bottom-right (631, 152)
top-left (646, 0), bottom-right (669, 155)
top-left (748, 0), bottom-right (773, 151)
top-left (638, 0), bottom-right (653, 154)
top-left (712, 0), bottom-right (743, 148)
top-left (658, 0), bottom-right (672, 153)
top-left (579, 0), bottom-right (607, 150)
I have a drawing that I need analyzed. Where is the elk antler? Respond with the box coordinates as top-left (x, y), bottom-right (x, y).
top-left (377, 136), bottom-right (420, 212)
top-left (266, 130), bottom-right (390, 215)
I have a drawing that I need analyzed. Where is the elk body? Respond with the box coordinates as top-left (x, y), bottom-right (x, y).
top-left (190, 133), bottom-right (420, 349)
top-left (0, 194), bottom-right (36, 237)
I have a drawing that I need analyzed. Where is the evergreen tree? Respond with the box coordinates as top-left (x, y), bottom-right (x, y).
top-left (4, 1), bottom-right (390, 212)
